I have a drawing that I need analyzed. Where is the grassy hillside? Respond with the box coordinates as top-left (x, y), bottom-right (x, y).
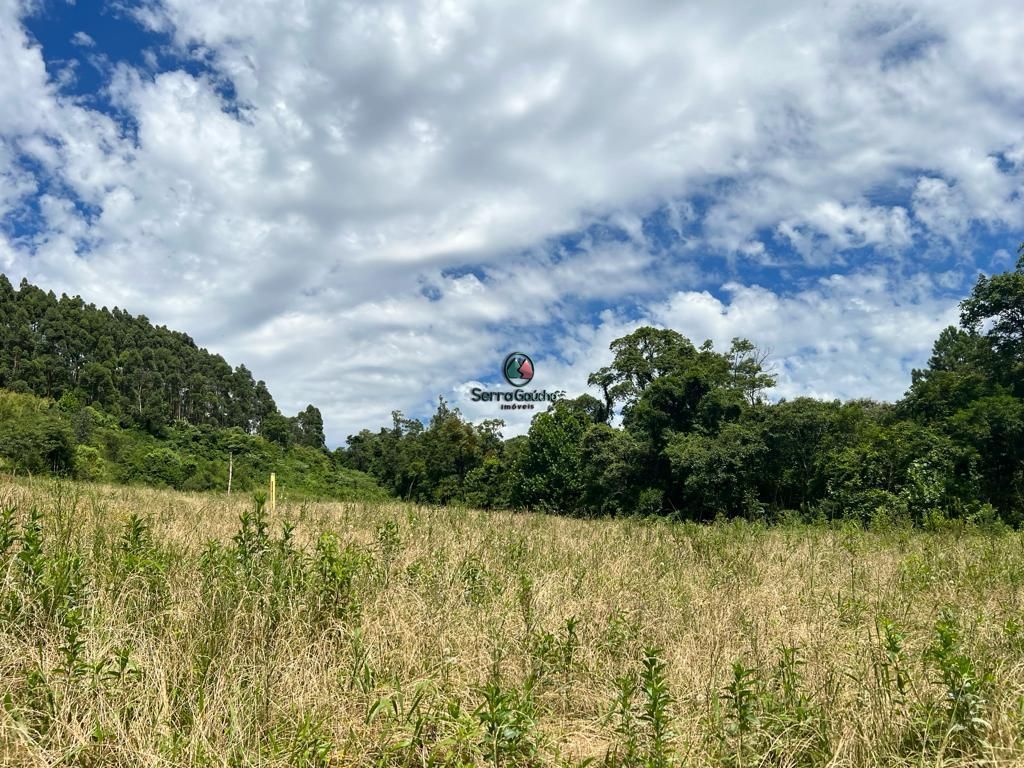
top-left (2, 479), bottom-right (1024, 765)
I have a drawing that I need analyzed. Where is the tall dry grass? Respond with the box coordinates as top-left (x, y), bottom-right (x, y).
top-left (2, 476), bottom-right (1024, 766)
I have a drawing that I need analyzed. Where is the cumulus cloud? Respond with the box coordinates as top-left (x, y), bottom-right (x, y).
top-left (651, 269), bottom-right (960, 403)
top-left (1, 0), bottom-right (1023, 443)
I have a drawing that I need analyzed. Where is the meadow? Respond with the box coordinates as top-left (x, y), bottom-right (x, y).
top-left (2, 478), bottom-right (1024, 767)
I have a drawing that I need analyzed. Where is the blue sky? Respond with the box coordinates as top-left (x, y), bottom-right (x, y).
top-left (2, 0), bottom-right (1023, 445)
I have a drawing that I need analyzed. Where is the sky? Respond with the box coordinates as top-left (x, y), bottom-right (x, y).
top-left (1, 0), bottom-right (1023, 446)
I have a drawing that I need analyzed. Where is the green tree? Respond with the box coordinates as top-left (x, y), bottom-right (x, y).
top-left (421, 398), bottom-right (483, 503)
top-left (960, 245), bottom-right (1024, 366)
top-left (899, 247), bottom-right (1024, 519)
top-left (665, 420), bottom-right (767, 519)
top-left (759, 398), bottom-right (843, 510)
top-left (292, 404), bottom-right (327, 449)
top-left (579, 423), bottom-right (651, 515)
top-left (819, 419), bottom-right (971, 523)
top-left (513, 401), bottom-right (590, 513)
top-left (587, 328), bottom-right (698, 419)
top-left (463, 455), bottom-right (512, 509)
top-left (0, 390), bottom-right (75, 474)
top-left (948, 395), bottom-right (1024, 521)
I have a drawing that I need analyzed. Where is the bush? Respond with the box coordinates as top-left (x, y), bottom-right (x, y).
top-left (72, 445), bottom-right (106, 482)
top-left (0, 390), bottom-right (74, 474)
top-left (139, 447), bottom-right (186, 488)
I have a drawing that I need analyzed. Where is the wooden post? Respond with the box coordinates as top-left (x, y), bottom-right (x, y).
top-left (227, 452), bottom-right (233, 496)
top-left (270, 473), bottom-right (276, 512)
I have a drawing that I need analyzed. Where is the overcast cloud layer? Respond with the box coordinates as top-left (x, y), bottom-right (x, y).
top-left (2, 0), bottom-right (1023, 443)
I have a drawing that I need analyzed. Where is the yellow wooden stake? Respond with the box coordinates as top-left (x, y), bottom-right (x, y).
top-left (270, 472), bottom-right (276, 512)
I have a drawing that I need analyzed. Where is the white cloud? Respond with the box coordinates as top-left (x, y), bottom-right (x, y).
top-left (70, 31), bottom-right (95, 48)
top-left (912, 177), bottom-right (971, 245)
top-left (0, 0), bottom-right (1023, 443)
top-left (650, 269), bottom-right (960, 404)
top-left (777, 201), bottom-right (914, 263)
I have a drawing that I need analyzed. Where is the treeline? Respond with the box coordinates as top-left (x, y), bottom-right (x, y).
top-left (0, 389), bottom-right (386, 500)
top-left (3, 250), bottom-right (1022, 524)
top-left (0, 275), bottom-right (325, 448)
top-left (339, 249), bottom-right (1024, 525)
top-left (0, 274), bottom-right (386, 500)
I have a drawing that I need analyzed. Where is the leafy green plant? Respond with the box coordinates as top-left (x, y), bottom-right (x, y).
top-left (771, 645), bottom-right (808, 719)
top-left (112, 511), bottom-right (167, 592)
top-left (829, 588), bottom-right (866, 627)
top-left (873, 618), bottom-right (910, 706)
top-left (926, 610), bottom-right (992, 756)
top-left (528, 615), bottom-right (580, 688)
top-left (345, 629), bottom-right (377, 694)
top-left (606, 648), bottom-right (675, 768)
top-left (460, 554), bottom-right (494, 605)
top-left (121, 511), bottom-right (150, 556)
top-left (17, 506), bottom-right (45, 598)
top-left (376, 518), bottom-right (401, 563)
top-left (312, 532), bottom-right (366, 620)
top-left (638, 647), bottom-right (674, 768)
top-left (92, 644), bottom-right (142, 687)
top-left (759, 645), bottom-right (830, 765)
top-left (720, 660), bottom-right (759, 767)
top-left (608, 673), bottom-right (640, 767)
top-left (475, 679), bottom-right (539, 766)
top-left (1004, 617), bottom-right (1024, 656)
top-left (52, 553), bottom-right (88, 679)
top-left (234, 492), bottom-right (271, 569)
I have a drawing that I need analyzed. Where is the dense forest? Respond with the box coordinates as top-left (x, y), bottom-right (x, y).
top-left (1, 247), bottom-right (1022, 523)
top-left (0, 274), bottom-right (385, 499)
top-left (0, 274), bottom-right (325, 446)
top-left (339, 247), bottom-right (1024, 525)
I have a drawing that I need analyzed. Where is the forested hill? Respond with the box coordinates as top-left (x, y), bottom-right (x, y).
top-left (0, 273), bottom-right (388, 500)
top-left (0, 273), bottom-right (320, 447)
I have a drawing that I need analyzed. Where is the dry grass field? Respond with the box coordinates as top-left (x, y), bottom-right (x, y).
top-left (3, 477), bottom-right (1024, 767)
